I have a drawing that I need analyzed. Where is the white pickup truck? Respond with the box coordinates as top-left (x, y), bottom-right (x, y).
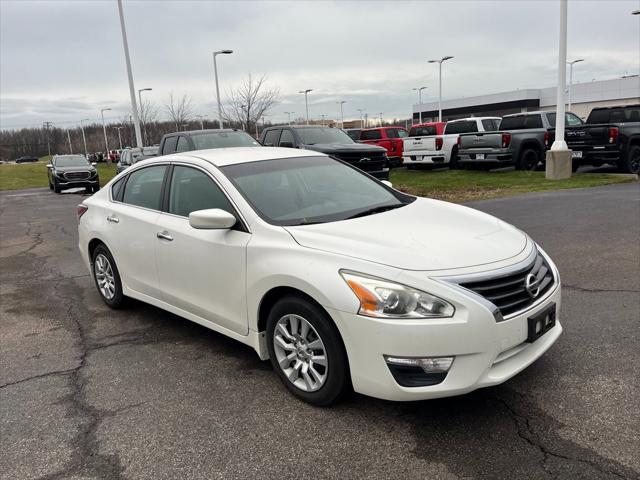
top-left (403, 117), bottom-right (501, 169)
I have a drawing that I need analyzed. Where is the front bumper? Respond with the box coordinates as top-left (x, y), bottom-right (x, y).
top-left (327, 281), bottom-right (561, 402)
top-left (56, 178), bottom-right (99, 189)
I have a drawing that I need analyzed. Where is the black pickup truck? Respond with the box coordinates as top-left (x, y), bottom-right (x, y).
top-left (566, 105), bottom-right (640, 174)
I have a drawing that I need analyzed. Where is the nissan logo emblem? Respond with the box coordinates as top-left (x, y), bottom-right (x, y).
top-left (525, 273), bottom-right (541, 298)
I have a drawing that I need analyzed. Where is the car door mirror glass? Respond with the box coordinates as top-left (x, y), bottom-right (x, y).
top-left (46, 164), bottom-right (53, 168)
top-left (91, 162), bottom-right (97, 166)
top-left (189, 208), bottom-right (236, 230)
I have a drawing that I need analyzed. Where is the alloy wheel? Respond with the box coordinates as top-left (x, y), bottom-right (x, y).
top-left (94, 253), bottom-right (116, 300)
top-left (630, 149), bottom-right (640, 174)
top-left (273, 314), bottom-right (328, 392)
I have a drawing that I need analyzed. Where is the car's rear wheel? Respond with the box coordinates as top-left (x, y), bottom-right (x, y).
top-left (266, 295), bottom-right (349, 406)
top-left (449, 147), bottom-right (459, 169)
top-left (92, 244), bottom-right (126, 308)
top-left (622, 145), bottom-right (640, 174)
top-left (516, 148), bottom-right (539, 171)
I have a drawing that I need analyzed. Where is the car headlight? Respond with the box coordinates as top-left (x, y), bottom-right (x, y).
top-left (340, 271), bottom-right (455, 319)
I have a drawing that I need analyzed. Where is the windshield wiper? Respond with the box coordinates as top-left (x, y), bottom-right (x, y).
top-left (345, 204), bottom-right (404, 220)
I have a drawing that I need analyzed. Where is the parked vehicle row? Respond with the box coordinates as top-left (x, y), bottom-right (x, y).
top-left (116, 146), bottom-right (159, 174)
top-left (78, 146), bottom-right (562, 405)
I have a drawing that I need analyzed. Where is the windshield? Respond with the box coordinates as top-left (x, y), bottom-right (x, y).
top-left (54, 155), bottom-right (90, 167)
top-left (296, 127), bottom-right (354, 145)
top-left (221, 156), bottom-right (413, 226)
top-left (191, 131), bottom-right (260, 149)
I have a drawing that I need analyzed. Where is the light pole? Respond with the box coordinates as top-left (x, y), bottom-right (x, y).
top-left (412, 86), bottom-right (427, 123)
top-left (43, 122), bottom-right (53, 157)
top-left (357, 108), bottom-right (365, 128)
top-left (284, 111), bottom-right (294, 125)
top-left (196, 114), bottom-right (208, 130)
top-left (299, 89), bottom-right (312, 124)
top-left (566, 59), bottom-right (583, 111)
top-left (240, 104), bottom-right (247, 132)
top-left (100, 108), bottom-right (111, 159)
top-left (320, 114), bottom-right (326, 126)
top-left (66, 129), bottom-right (73, 154)
top-left (116, 0), bottom-right (143, 148)
top-left (378, 112), bottom-right (383, 127)
top-left (213, 49), bottom-right (233, 129)
top-left (138, 87), bottom-right (152, 145)
top-left (80, 119), bottom-right (89, 157)
top-left (428, 56), bottom-right (454, 122)
top-left (114, 127), bottom-right (124, 150)
top-left (336, 100), bottom-right (346, 129)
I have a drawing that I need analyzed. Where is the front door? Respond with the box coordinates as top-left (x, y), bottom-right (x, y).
top-left (154, 165), bottom-right (250, 335)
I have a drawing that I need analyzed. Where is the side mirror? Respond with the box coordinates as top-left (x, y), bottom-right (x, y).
top-left (189, 208), bottom-right (236, 230)
top-left (381, 180), bottom-right (393, 188)
top-left (91, 162), bottom-right (97, 166)
top-left (46, 164), bottom-right (53, 168)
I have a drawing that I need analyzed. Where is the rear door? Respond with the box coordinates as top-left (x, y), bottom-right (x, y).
top-left (154, 163), bottom-right (250, 335)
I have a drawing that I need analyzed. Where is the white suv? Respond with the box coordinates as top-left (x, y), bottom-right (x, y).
top-left (78, 147), bottom-right (561, 405)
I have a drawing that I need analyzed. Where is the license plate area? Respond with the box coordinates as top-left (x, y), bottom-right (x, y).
top-left (476, 153), bottom-right (485, 160)
top-left (527, 303), bottom-right (556, 343)
top-left (571, 150), bottom-right (583, 158)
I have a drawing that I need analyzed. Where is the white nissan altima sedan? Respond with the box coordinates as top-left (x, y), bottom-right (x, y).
top-left (78, 147), bottom-right (562, 405)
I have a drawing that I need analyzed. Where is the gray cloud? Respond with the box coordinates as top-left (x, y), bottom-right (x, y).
top-left (1, 0), bottom-right (638, 129)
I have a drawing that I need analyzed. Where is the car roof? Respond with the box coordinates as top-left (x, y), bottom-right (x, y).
top-left (361, 126), bottom-right (406, 131)
top-left (143, 146), bottom-right (323, 168)
top-left (448, 117), bottom-right (501, 122)
top-left (165, 129), bottom-right (241, 137)
top-left (503, 111), bottom-right (548, 118)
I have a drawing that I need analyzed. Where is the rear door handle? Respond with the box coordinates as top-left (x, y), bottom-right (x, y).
top-left (107, 215), bottom-right (119, 223)
top-left (156, 231), bottom-right (173, 242)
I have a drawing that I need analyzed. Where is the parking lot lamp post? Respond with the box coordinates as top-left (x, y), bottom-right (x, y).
top-left (336, 100), bottom-right (346, 129)
top-left (114, 127), bottom-right (124, 150)
top-left (378, 112), bottom-right (383, 127)
top-left (412, 86), bottom-right (427, 123)
top-left (138, 88), bottom-right (152, 145)
top-left (428, 56), bottom-right (454, 122)
top-left (79, 119), bottom-right (90, 157)
top-left (284, 111), bottom-right (293, 125)
top-left (213, 50), bottom-right (233, 129)
top-left (66, 129), bottom-right (73, 154)
top-left (566, 59), bottom-right (583, 111)
top-left (100, 108), bottom-right (111, 159)
top-left (320, 114), bottom-right (326, 126)
top-left (196, 114), bottom-right (207, 130)
top-left (299, 89), bottom-right (312, 125)
top-left (357, 108), bottom-right (365, 128)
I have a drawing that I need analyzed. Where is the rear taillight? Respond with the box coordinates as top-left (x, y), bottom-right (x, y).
top-left (456, 136), bottom-right (461, 147)
top-left (608, 127), bottom-right (618, 144)
top-left (543, 131), bottom-right (550, 148)
top-left (501, 133), bottom-right (511, 148)
top-left (435, 137), bottom-right (443, 150)
top-left (77, 204), bottom-right (88, 222)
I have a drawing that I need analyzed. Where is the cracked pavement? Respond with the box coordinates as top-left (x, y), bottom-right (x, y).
top-left (1, 183), bottom-right (638, 480)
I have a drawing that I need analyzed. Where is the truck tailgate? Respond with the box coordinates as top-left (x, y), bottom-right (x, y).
top-left (403, 136), bottom-right (437, 154)
top-left (566, 125), bottom-right (611, 148)
top-left (459, 132), bottom-right (503, 150)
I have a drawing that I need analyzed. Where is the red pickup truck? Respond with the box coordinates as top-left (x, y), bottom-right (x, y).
top-left (358, 127), bottom-right (409, 166)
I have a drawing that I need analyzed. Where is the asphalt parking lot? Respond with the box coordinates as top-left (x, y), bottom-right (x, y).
top-left (1, 182), bottom-right (638, 480)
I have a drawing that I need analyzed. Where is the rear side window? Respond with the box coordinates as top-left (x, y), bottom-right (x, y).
top-left (278, 129), bottom-right (295, 148)
top-left (586, 109), bottom-right (610, 124)
top-left (409, 126), bottom-right (437, 136)
top-left (175, 136), bottom-right (190, 153)
top-left (445, 121), bottom-right (478, 134)
top-left (262, 129), bottom-right (281, 146)
top-left (168, 166), bottom-right (234, 217)
top-left (361, 130), bottom-right (382, 140)
top-left (122, 165), bottom-right (167, 210)
top-left (609, 107), bottom-right (640, 123)
top-left (524, 115), bottom-right (543, 129)
top-left (161, 136), bottom-right (178, 155)
top-left (499, 116), bottom-right (526, 130)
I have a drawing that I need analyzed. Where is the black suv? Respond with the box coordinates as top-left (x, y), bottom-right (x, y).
top-left (259, 125), bottom-right (389, 179)
top-left (158, 129), bottom-right (260, 156)
top-left (47, 155), bottom-right (99, 194)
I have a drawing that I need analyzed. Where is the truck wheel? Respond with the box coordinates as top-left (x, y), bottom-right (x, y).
top-left (516, 148), bottom-right (539, 171)
top-left (449, 147), bottom-right (459, 169)
top-left (622, 145), bottom-right (640, 174)
top-left (53, 180), bottom-right (61, 194)
top-left (572, 159), bottom-right (580, 173)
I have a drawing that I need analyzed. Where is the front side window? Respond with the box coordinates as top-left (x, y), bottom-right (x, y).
top-left (262, 129), bottom-right (281, 146)
top-left (162, 136), bottom-right (178, 155)
top-left (222, 156), bottom-right (413, 226)
top-left (168, 166), bottom-right (234, 217)
top-left (278, 129), bottom-right (295, 147)
top-left (122, 165), bottom-right (167, 210)
top-left (176, 136), bottom-right (190, 153)
top-left (396, 129), bottom-right (408, 138)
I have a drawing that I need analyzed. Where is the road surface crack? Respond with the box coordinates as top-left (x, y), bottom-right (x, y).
top-left (0, 368), bottom-right (76, 390)
top-left (563, 284), bottom-right (639, 294)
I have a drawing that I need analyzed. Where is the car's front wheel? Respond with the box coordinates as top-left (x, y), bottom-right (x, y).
top-left (92, 244), bottom-right (126, 308)
top-left (266, 295), bottom-right (349, 406)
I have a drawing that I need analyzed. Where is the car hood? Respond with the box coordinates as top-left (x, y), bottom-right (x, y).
top-left (303, 143), bottom-right (386, 153)
top-left (55, 165), bottom-right (95, 172)
top-left (284, 198), bottom-right (528, 271)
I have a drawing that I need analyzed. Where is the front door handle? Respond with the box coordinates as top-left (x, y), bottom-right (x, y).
top-left (107, 215), bottom-right (119, 223)
top-left (156, 231), bottom-right (173, 242)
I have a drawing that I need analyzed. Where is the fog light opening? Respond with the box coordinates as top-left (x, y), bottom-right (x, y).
top-left (384, 356), bottom-right (455, 388)
top-left (384, 355), bottom-right (455, 373)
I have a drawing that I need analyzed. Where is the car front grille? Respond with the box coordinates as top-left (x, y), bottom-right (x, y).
top-left (458, 250), bottom-right (555, 318)
top-left (64, 171), bottom-right (91, 180)
top-left (332, 151), bottom-right (386, 171)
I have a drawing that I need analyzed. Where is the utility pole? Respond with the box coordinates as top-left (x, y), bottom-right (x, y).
top-left (412, 86), bottom-right (427, 124)
top-left (428, 56), bottom-right (454, 122)
top-left (116, 0), bottom-right (143, 148)
top-left (80, 119), bottom-right (89, 158)
top-left (213, 50), bottom-right (233, 129)
top-left (100, 108), bottom-right (111, 159)
top-left (364, 113), bottom-right (368, 128)
top-left (378, 112), bottom-right (383, 127)
top-left (66, 129), bottom-right (73, 154)
top-left (42, 121), bottom-right (53, 156)
top-left (299, 89), bottom-right (312, 124)
top-left (114, 127), bottom-right (124, 150)
top-left (138, 87), bottom-right (152, 145)
top-left (320, 114), bottom-right (326, 126)
top-left (284, 111), bottom-right (294, 125)
top-left (357, 109), bottom-right (365, 128)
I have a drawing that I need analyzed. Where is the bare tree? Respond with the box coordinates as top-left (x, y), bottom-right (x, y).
top-left (140, 98), bottom-right (158, 125)
top-left (165, 92), bottom-right (195, 129)
top-left (223, 74), bottom-right (280, 133)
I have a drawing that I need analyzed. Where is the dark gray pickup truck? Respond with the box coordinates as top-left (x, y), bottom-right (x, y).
top-left (566, 105), bottom-right (640, 174)
top-left (457, 111), bottom-right (583, 170)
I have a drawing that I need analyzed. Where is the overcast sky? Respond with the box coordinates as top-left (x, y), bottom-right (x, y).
top-left (1, 0), bottom-right (639, 129)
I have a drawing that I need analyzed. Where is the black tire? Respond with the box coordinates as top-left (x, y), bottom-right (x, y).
top-left (91, 244), bottom-right (126, 309)
top-left (93, 185), bottom-right (100, 193)
top-left (449, 147), bottom-right (459, 169)
top-left (572, 159), bottom-right (580, 173)
top-left (516, 148), bottom-right (539, 171)
top-left (48, 181), bottom-right (53, 190)
top-left (266, 295), bottom-right (350, 406)
top-left (622, 145), bottom-right (640, 174)
top-left (85, 186), bottom-right (93, 194)
top-left (53, 180), bottom-right (61, 194)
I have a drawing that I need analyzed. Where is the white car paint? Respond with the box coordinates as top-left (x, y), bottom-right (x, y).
top-left (402, 117), bottom-right (502, 166)
top-left (78, 147), bottom-right (562, 402)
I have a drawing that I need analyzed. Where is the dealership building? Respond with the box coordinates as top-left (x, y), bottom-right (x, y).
top-left (412, 76), bottom-right (640, 123)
